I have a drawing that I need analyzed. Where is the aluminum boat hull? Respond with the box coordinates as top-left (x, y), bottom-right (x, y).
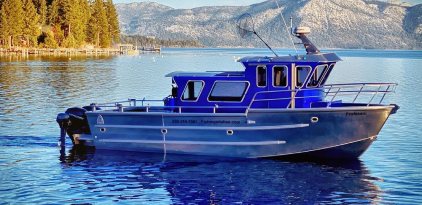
top-left (74, 105), bottom-right (394, 159)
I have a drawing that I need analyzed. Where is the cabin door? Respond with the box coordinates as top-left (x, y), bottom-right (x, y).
top-left (290, 63), bottom-right (296, 108)
top-left (268, 64), bottom-right (290, 108)
top-left (257, 65), bottom-right (269, 108)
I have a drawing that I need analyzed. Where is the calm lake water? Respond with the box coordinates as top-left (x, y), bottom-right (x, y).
top-left (0, 48), bottom-right (421, 204)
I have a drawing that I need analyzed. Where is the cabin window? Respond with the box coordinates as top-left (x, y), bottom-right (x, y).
top-left (208, 81), bottom-right (249, 102)
top-left (320, 63), bottom-right (335, 86)
top-left (181, 81), bottom-right (204, 101)
top-left (273, 66), bottom-right (288, 87)
top-left (296, 66), bottom-right (312, 87)
top-left (308, 65), bottom-right (328, 87)
top-left (257, 66), bottom-right (267, 87)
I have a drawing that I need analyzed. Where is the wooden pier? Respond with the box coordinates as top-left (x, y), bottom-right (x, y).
top-left (0, 45), bottom-right (162, 57)
top-left (0, 47), bottom-right (122, 56)
top-left (116, 44), bottom-right (161, 54)
top-left (141, 47), bottom-right (161, 52)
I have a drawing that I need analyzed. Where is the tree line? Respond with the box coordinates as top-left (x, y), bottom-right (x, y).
top-left (119, 35), bottom-right (204, 48)
top-left (0, 0), bottom-right (120, 49)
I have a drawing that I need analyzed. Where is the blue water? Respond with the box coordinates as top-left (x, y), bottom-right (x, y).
top-left (1, 48), bottom-right (421, 204)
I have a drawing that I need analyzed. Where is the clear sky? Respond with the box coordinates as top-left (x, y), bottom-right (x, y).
top-left (113, 0), bottom-right (422, 8)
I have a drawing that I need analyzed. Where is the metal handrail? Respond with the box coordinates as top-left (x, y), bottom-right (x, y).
top-left (324, 83), bottom-right (397, 106)
top-left (96, 98), bottom-right (164, 107)
top-left (91, 100), bottom-right (249, 113)
top-left (248, 83), bottom-right (397, 109)
top-left (90, 83), bottom-right (397, 114)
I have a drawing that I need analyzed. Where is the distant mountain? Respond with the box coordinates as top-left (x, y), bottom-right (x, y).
top-left (115, 0), bottom-right (422, 49)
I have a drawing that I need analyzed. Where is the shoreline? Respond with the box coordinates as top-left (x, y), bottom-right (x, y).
top-left (1, 47), bottom-right (420, 58)
top-left (2, 46), bottom-right (421, 52)
top-left (0, 47), bottom-right (122, 56)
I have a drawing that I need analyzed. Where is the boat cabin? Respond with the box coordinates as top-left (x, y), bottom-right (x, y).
top-left (163, 26), bottom-right (342, 112)
top-left (165, 53), bottom-right (341, 112)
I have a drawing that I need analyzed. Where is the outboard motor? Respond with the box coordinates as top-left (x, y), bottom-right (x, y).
top-left (56, 107), bottom-right (92, 145)
top-left (56, 113), bottom-right (70, 147)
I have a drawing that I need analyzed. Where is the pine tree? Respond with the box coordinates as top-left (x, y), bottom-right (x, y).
top-left (40, 29), bottom-right (58, 48)
top-left (47, 0), bottom-right (62, 44)
top-left (62, 32), bottom-right (75, 48)
top-left (46, 0), bottom-right (58, 25)
top-left (0, 5), bottom-right (4, 46)
top-left (105, 0), bottom-right (119, 45)
top-left (32, 0), bottom-right (47, 25)
top-left (48, 0), bottom-right (83, 46)
top-left (66, 0), bottom-right (86, 46)
top-left (22, 0), bottom-right (40, 47)
top-left (87, 0), bottom-right (109, 48)
top-left (53, 24), bottom-right (64, 46)
top-left (71, 0), bottom-right (90, 46)
top-left (0, 0), bottom-right (24, 48)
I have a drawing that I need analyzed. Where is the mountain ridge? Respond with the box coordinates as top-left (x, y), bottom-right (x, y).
top-left (116, 0), bottom-right (422, 49)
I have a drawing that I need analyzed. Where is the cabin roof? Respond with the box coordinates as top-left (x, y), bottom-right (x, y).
top-left (165, 71), bottom-right (245, 78)
top-left (165, 52), bottom-right (341, 78)
top-left (238, 52), bottom-right (342, 64)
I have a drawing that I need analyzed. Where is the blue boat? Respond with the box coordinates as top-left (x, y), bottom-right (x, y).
top-left (57, 15), bottom-right (399, 159)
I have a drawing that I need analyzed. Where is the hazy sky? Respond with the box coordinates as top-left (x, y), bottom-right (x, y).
top-left (113, 0), bottom-right (422, 8)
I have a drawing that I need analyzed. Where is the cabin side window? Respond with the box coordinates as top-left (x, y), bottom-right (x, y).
top-left (308, 65), bottom-right (328, 87)
top-left (273, 66), bottom-right (288, 87)
top-left (319, 63), bottom-right (336, 86)
top-left (296, 66), bottom-right (312, 87)
top-left (181, 81), bottom-right (204, 101)
top-left (257, 66), bottom-right (267, 87)
top-left (208, 81), bottom-right (249, 102)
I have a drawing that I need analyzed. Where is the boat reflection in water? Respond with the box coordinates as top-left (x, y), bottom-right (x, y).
top-left (59, 146), bottom-right (384, 204)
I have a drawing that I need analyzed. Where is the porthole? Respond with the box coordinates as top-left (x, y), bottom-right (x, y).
top-left (311, 117), bottom-right (319, 123)
top-left (100, 128), bottom-right (106, 132)
top-left (227, 130), bottom-right (234, 135)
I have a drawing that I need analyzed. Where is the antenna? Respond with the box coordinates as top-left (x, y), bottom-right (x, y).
top-left (274, 0), bottom-right (298, 57)
top-left (236, 13), bottom-right (279, 57)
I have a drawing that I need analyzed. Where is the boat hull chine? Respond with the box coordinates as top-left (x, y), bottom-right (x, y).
top-left (266, 136), bottom-right (376, 160)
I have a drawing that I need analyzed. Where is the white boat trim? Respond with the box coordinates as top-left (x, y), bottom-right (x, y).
top-left (85, 105), bottom-right (394, 117)
top-left (94, 124), bottom-right (309, 130)
top-left (86, 112), bottom-right (248, 117)
top-left (99, 139), bottom-right (286, 146)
